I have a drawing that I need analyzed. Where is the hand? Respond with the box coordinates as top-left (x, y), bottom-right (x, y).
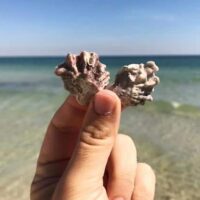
top-left (31, 90), bottom-right (156, 200)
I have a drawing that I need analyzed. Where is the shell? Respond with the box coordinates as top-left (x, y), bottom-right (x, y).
top-left (109, 61), bottom-right (160, 107)
top-left (55, 51), bottom-right (110, 105)
top-left (55, 51), bottom-right (160, 107)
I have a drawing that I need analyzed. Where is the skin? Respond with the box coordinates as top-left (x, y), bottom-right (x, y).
top-left (31, 90), bottom-right (156, 200)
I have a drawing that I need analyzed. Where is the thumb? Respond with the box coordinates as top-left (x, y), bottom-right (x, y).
top-left (66, 90), bottom-right (121, 184)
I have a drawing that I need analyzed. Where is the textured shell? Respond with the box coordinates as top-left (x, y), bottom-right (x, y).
top-left (55, 51), bottom-right (110, 105)
top-left (110, 61), bottom-right (160, 107)
top-left (55, 51), bottom-right (160, 107)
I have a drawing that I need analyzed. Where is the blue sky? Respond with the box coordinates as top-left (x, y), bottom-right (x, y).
top-left (0, 0), bottom-right (200, 55)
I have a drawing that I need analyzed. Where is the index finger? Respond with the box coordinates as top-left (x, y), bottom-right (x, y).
top-left (31, 96), bottom-right (88, 196)
top-left (38, 95), bottom-right (87, 165)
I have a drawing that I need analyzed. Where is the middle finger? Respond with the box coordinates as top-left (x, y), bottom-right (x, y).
top-left (106, 134), bottom-right (137, 200)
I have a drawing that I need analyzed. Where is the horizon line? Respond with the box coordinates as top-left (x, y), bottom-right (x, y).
top-left (0, 53), bottom-right (200, 57)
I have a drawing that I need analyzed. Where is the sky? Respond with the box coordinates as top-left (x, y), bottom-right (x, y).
top-left (0, 0), bottom-right (200, 56)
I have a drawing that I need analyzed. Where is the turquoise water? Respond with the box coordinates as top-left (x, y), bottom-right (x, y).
top-left (0, 56), bottom-right (200, 199)
top-left (0, 55), bottom-right (200, 106)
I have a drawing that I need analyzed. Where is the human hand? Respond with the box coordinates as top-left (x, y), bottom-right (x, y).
top-left (31, 90), bottom-right (155, 200)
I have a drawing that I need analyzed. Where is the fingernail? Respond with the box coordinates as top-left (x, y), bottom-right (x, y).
top-left (94, 90), bottom-right (116, 115)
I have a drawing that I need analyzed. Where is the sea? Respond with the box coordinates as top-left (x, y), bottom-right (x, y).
top-left (1, 56), bottom-right (200, 106)
top-left (0, 56), bottom-right (200, 200)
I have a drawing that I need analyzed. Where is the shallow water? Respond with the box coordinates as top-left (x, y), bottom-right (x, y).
top-left (0, 56), bottom-right (200, 200)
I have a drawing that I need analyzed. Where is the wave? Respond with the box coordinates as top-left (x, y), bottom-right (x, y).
top-left (139, 100), bottom-right (200, 118)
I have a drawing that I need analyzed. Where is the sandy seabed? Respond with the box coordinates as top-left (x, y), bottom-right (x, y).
top-left (0, 90), bottom-right (200, 200)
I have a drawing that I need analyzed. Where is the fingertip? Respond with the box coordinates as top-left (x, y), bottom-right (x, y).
top-left (51, 95), bottom-right (87, 130)
top-left (133, 163), bottom-right (156, 200)
top-left (96, 89), bottom-right (121, 103)
top-left (65, 90), bottom-right (120, 113)
top-left (94, 89), bottom-right (121, 116)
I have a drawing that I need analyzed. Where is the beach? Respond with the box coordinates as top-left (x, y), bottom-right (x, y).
top-left (0, 56), bottom-right (200, 200)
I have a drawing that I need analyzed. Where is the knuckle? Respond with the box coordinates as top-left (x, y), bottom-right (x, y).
top-left (123, 134), bottom-right (135, 146)
top-left (118, 134), bottom-right (134, 145)
top-left (82, 122), bottom-right (110, 139)
top-left (80, 121), bottom-right (113, 147)
top-left (138, 163), bottom-right (156, 181)
top-left (118, 134), bottom-right (137, 156)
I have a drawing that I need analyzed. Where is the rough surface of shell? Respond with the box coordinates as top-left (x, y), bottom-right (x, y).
top-left (55, 51), bottom-right (160, 107)
top-left (55, 51), bottom-right (110, 105)
top-left (110, 61), bottom-right (160, 107)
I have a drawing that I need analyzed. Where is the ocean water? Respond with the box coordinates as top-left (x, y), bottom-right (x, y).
top-left (1, 56), bottom-right (200, 106)
top-left (0, 56), bottom-right (200, 200)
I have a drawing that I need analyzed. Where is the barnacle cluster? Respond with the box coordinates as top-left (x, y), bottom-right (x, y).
top-left (110, 62), bottom-right (160, 107)
top-left (55, 51), bottom-right (160, 107)
top-left (55, 51), bottom-right (110, 105)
